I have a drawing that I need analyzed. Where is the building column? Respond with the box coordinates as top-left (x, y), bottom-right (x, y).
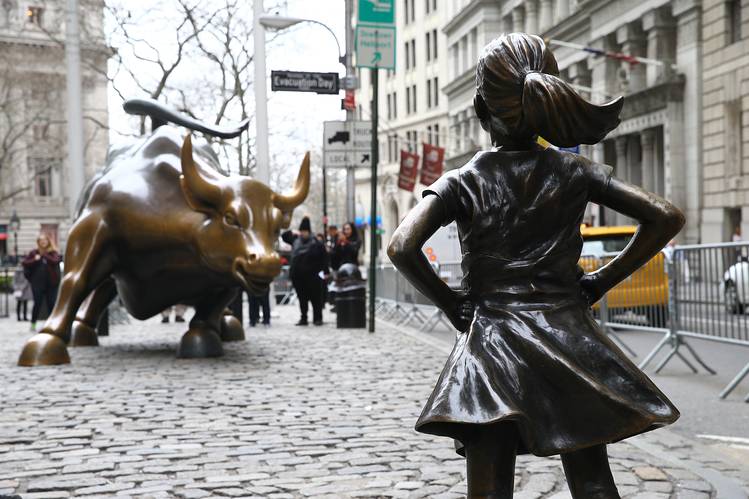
top-left (628, 134), bottom-right (642, 187)
top-left (568, 61), bottom-right (592, 99)
top-left (554, 0), bottom-right (569, 23)
top-left (512, 6), bottom-right (525, 33)
top-left (641, 128), bottom-right (656, 193)
top-left (616, 22), bottom-right (647, 93)
top-left (642, 7), bottom-right (676, 86)
top-left (539, 0), bottom-right (553, 32)
top-left (588, 36), bottom-right (619, 104)
top-left (525, 0), bottom-right (539, 34)
top-left (592, 142), bottom-right (607, 225)
top-left (614, 136), bottom-right (629, 225)
top-left (674, 0), bottom-right (702, 243)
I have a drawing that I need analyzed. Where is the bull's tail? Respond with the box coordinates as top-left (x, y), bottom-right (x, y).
top-left (123, 98), bottom-right (249, 139)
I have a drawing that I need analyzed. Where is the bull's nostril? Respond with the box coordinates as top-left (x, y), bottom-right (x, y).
top-left (248, 253), bottom-right (258, 262)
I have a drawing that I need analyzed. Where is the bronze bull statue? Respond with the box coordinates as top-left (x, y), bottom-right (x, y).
top-left (18, 99), bottom-right (309, 366)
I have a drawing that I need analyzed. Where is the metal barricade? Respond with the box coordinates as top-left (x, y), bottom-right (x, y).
top-left (273, 265), bottom-right (296, 305)
top-left (0, 266), bottom-right (10, 318)
top-left (655, 242), bottom-right (749, 400)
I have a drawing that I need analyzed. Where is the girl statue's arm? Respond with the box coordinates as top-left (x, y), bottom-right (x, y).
top-left (581, 177), bottom-right (685, 304)
top-left (388, 196), bottom-right (473, 332)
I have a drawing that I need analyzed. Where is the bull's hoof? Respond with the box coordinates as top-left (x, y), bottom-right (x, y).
top-left (18, 333), bottom-right (71, 367)
top-left (177, 327), bottom-right (223, 358)
top-left (70, 321), bottom-right (99, 347)
top-left (220, 315), bottom-right (245, 342)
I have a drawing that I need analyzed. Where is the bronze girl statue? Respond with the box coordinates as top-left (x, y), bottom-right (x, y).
top-left (388, 33), bottom-right (684, 499)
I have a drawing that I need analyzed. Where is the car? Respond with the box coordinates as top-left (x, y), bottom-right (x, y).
top-left (722, 255), bottom-right (749, 314)
top-left (579, 225), bottom-right (669, 327)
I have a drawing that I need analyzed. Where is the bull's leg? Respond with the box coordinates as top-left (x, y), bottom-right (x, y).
top-left (220, 289), bottom-right (245, 342)
top-left (70, 278), bottom-right (117, 347)
top-left (18, 215), bottom-right (112, 367)
top-left (177, 289), bottom-right (235, 358)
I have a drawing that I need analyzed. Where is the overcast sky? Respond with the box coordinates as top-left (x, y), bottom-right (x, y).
top-left (106, 0), bottom-right (350, 191)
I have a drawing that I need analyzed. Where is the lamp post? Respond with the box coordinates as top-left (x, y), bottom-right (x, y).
top-left (9, 210), bottom-right (20, 264)
top-left (258, 13), bottom-right (345, 234)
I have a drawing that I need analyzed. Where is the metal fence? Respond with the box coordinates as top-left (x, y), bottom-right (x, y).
top-left (376, 242), bottom-right (749, 401)
top-left (0, 266), bottom-right (10, 318)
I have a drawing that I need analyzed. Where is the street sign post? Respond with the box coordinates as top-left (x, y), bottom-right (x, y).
top-left (270, 70), bottom-right (339, 94)
top-left (355, 0), bottom-right (395, 333)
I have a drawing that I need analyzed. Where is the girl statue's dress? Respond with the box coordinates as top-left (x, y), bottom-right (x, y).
top-left (415, 147), bottom-right (678, 457)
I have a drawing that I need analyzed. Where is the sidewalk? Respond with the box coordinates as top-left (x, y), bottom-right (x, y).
top-left (0, 306), bottom-right (746, 498)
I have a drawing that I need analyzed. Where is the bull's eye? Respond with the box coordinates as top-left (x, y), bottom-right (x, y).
top-left (223, 212), bottom-right (241, 228)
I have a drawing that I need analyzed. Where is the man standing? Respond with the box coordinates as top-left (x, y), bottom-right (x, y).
top-left (282, 217), bottom-right (327, 326)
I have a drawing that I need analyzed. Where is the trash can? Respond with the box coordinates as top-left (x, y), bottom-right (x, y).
top-left (330, 263), bottom-right (366, 328)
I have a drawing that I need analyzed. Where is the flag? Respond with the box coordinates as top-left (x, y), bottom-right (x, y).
top-left (420, 143), bottom-right (445, 185)
top-left (398, 150), bottom-right (420, 191)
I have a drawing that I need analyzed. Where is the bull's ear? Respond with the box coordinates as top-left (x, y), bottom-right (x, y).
top-left (179, 134), bottom-right (223, 213)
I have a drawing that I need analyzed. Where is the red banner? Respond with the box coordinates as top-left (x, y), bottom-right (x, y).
top-left (420, 143), bottom-right (445, 185)
top-left (398, 150), bottom-right (420, 191)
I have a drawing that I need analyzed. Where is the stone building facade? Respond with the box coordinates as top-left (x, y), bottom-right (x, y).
top-left (0, 0), bottom-right (109, 261)
top-left (700, 0), bottom-right (748, 243)
top-left (443, 0), bottom-right (703, 243)
top-left (354, 0), bottom-right (450, 261)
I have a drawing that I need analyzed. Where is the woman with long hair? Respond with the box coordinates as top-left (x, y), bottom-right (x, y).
top-left (388, 33), bottom-right (683, 498)
top-left (22, 233), bottom-right (62, 331)
top-left (330, 222), bottom-right (361, 271)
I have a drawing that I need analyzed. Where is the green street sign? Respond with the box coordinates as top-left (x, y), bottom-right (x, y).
top-left (358, 0), bottom-right (395, 25)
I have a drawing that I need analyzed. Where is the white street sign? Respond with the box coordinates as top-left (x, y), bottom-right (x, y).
top-left (323, 121), bottom-right (373, 168)
top-left (355, 25), bottom-right (396, 70)
top-left (324, 150), bottom-right (372, 169)
top-left (323, 121), bottom-right (350, 152)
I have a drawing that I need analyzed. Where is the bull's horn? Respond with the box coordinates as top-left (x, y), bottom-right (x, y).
top-left (272, 152), bottom-right (310, 213)
top-left (180, 134), bottom-right (222, 210)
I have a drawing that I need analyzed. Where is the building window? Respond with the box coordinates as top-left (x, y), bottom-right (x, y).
top-left (410, 0), bottom-right (415, 22)
top-left (433, 77), bottom-right (439, 107)
top-left (31, 158), bottom-right (52, 198)
top-left (411, 84), bottom-right (417, 113)
top-left (727, 0), bottom-right (742, 44)
top-left (404, 0), bottom-right (411, 24)
top-left (393, 91), bottom-right (397, 119)
top-left (434, 123), bottom-right (440, 146)
top-left (427, 125), bottom-right (433, 144)
top-left (387, 94), bottom-right (392, 120)
top-left (427, 79), bottom-right (432, 108)
top-left (406, 87), bottom-right (411, 114)
top-left (410, 39), bottom-right (416, 69)
top-left (426, 32), bottom-right (431, 61)
top-left (431, 0), bottom-right (437, 12)
top-left (405, 41), bottom-right (410, 70)
top-left (725, 101), bottom-right (743, 176)
top-left (432, 29), bottom-right (438, 60)
top-left (26, 6), bottom-right (43, 26)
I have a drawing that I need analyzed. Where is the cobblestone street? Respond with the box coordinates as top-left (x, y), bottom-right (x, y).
top-left (0, 306), bottom-right (748, 498)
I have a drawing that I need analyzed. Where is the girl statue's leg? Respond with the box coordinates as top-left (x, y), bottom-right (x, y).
top-left (464, 424), bottom-right (519, 499)
top-left (561, 444), bottom-right (621, 499)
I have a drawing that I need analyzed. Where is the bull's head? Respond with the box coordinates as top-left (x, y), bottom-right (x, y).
top-left (179, 135), bottom-right (309, 294)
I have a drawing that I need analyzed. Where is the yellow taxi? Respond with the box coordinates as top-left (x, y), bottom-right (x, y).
top-left (579, 225), bottom-right (669, 327)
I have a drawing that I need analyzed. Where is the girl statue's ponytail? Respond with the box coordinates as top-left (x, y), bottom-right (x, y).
top-left (476, 33), bottom-right (623, 147)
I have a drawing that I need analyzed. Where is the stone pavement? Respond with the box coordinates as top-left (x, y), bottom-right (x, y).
top-left (0, 306), bottom-right (747, 499)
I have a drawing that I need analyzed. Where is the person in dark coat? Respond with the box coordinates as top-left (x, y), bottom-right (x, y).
top-left (282, 217), bottom-right (327, 326)
top-left (22, 233), bottom-right (62, 331)
top-left (330, 222), bottom-right (361, 271)
top-left (388, 33), bottom-right (684, 498)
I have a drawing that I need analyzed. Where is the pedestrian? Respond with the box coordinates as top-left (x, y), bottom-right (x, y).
top-left (248, 291), bottom-right (271, 327)
top-left (282, 216), bottom-right (327, 326)
top-left (13, 266), bottom-right (32, 321)
top-left (388, 33), bottom-right (683, 498)
top-left (161, 304), bottom-right (186, 323)
top-left (330, 222), bottom-right (361, 271)
top-left (22, 233), bottom-right (62, 331)
top-left (326, 225), bottom-right (339, 251)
